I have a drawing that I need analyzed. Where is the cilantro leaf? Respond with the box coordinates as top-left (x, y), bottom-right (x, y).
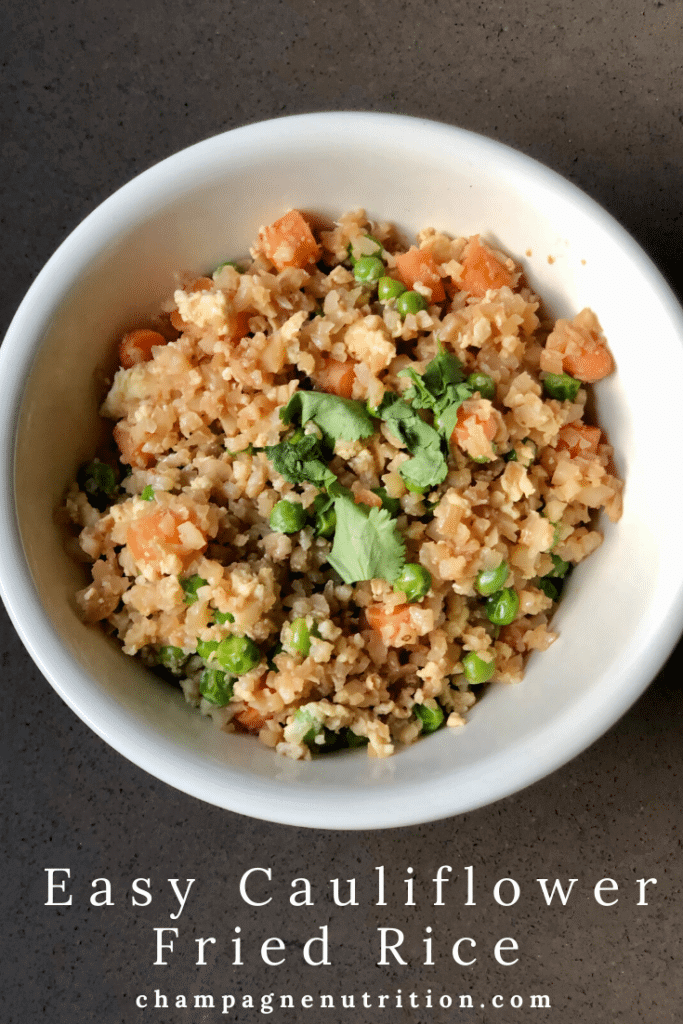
top-left (433, 382), bottom-right (475, 442)
top-left (372, 487), bottom-right (401, 517)
top-left (375, 393), bottom-right (448, 491)
top-left (327, 491), bottom-right (405, 584)
top-left (397, 368), bottom-right (439, 411)
top-left (422, 347), bottom-right (466, 392)
top-left (400, 349), bottom-right (464, 406)
top-left (264, 433), bottom-right (337, 489)
top-left (312, 492), bottom-right (335, 515)
top-left (280, 391), bottom-right (374, 447)
top-left (400, 349), bottom-right (472, 444)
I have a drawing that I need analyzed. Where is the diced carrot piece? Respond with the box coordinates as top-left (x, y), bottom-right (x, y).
top-left (127, 508), bottom-right (207, 570)
top-left (260, 210), bottom-right (321, 271)
top-left (235, 707), bottom-right (267, 732)
top-left (171, 305), bottom-right (251, 341)
top-left (450, 401), bottom-right (497, 458)
top-left (113, 422), bottom-right (154, 468)
top-left (315, 357), bottom-right (356, 398)
top-left (556, 423), bottom-right (601, 460)
top-left (119, 329), bottom-right (168, 369)
top-left (394, 247), bottom-right (446, 302)
top-left (562, 344), bottom-right (613, 383)
top-left (458, 236), bottom-right (513, 297)
top-left (365, 603), bottom-right (412, 645)
top-left (543, 309), bottom-right (614, 382)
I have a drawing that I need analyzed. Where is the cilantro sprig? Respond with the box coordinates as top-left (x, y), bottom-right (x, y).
top-left (280, 391), bottom-right (374, 447)
top-left (237, 388), bottom-right (407, 584)
top-left (399, 347), bottom-right (473, 443)
top-left (373, 392), bottom-right (448, 492)
top-left (228, 354), bottom-right (483, 585)
top-left (262, 432), bottom-right (337, 489)
top-left (257, 391), bottom-right (375, 489)
top-left (327, 486), bottom-right (405, 584)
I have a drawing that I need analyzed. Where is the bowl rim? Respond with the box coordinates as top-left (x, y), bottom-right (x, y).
top-left (2, 111), bottom-right (683, 829)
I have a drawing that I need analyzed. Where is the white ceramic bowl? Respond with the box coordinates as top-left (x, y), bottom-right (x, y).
top-left (2, 113), bottom-right (683, 829)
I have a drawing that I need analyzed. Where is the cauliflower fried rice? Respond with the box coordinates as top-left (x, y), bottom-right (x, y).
top-left (65, 209), bottom-right (623, 760)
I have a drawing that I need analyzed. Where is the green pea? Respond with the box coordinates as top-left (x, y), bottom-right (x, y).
top-left (315, 507), bottom-right (336, 538)
top-left (289, 617), bottom-right (312, 657)
top-left (394, 563), bottom-right (432, 603)
top-left (269, 499), bottom-right (307, 534)
top-left (140, 485), bottom-right (155, 501)
top-left (476, 561), bottom-right (509, 596)
top-left (315, 727), bottom-right (347, 753)
top-left (543, 373), bottom-right (581, 402)
top-left (347, 234), bottom-right (383, 263)
top-left (179, 575), bottom-right (208, 605)
top-left (377, 276), bottom-right (407, 301)
top-left (312, 493), bottom-right (331, 514)
top-left (77, 459), bottom-right (118, 511)
top-left (213, 610), bottom-right (235, 624)
top-left (396, 290), bottom-right (428, 318)
top-left (538, 578), bottom-right (560, 601)
top-left (466, 372), bottom-right (496, 401)
top-left (414, 701), bottom-right (445, 734)
top-left (538, 554), bottom-right (570, 601)
top-left (196, 639), bottom-right (219, 661)
top-left (311, 493), bottom-right (336, 537)
top-left (344, 728), bottom-right (369, 748)
top-left (158, 645), bottom-right (186, 673)
top-left (215, 635), bottom-right (261, 675)
top-left (294, 706), bottom-right (323, 745)
top-left (504, 448), bottom-right (518, 462)
top-left (353, 255), bottom-right (384, 286)
top-left (485, 587), bottom-right (519, 626)
top-left (372, 487), bottom-right (401, 517)
top-left (547, 553), bottom-right (570, 578)
top-left (215, 260), bottom-right (242, 273)
top-left (462, 651), bottom-right (496, 685)
top-left (541, 511), bottom-right (562, 550)
top-left (199, 667), bottom-right (234, 706)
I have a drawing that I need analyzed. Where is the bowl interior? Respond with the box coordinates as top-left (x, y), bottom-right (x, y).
top-left (5, 114), bottom-right (683, 828)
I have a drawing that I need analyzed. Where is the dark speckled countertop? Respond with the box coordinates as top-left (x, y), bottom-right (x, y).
top-left (2, 2), bottom-right (683, 1021)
